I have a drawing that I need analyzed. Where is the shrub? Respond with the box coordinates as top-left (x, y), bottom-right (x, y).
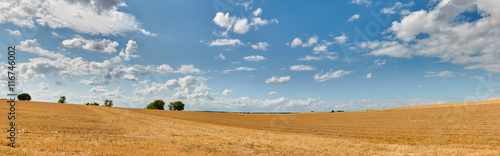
top-left (17, 93), bottom-right (31, 101)
top-left (58, 96), bottom-right (66, 103)
top-left (168, 101), bottom-right (185, 111)
top-left (145, 100), bottom-right (165, 110)
top-left (85, 102), bottom-right (99, 106)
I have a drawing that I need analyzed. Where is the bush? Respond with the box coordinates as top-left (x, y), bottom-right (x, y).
top-left (168, 101), bottom-right (185, 111)
top-left (104, 99), bottom-right (113, 107)
top-left (17, 93), bottom-right (31, 101)
top-left (58, 96), bottom-right (66, 103)
top-left (145, 100), bottom-right (165, 110)
top-left (85, 102), bottom-right (99, 106)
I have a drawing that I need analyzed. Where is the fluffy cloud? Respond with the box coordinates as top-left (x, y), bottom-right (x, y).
top-left (363, 0), bottom-right (500, 72)
top-left (119, 40), bottom-right (138, 61)
top-left (157, 64), bottom-right (175, 73)
top-left (314, 70), bottom-right (351, 82)
top-left (360, 41), bottom-right (412, 58)
top-left (170, 76), bottom-right (211, 100)
top-left (298, 53), bottom-right (337, 61)
top-left (132, 75), bottom-right (211, 100)
top-left (61, 37), bottom-right (83, 48)
top-left (80, 76), bottom-right (103, 85)
top-left (381, 2), bottom-right (415, 14)
top-left (83, 39), bottom-right (119, 53)
top-left (268, 91), bottom-right (278, 95)
top-left (244, 55), bottom-right (266, 61)
top-left (18, 39), bottom-right (65, 59)
top-left (39, 82), bottom-right (49, 90)
top-left (334, 33), bottom-right (348, 43)
top-left (61, 36), bottom-right (119, 53)
top-left (209, 39), bottom-right (243, 46)
top-left (366, 73), bottom-right (372, 78)
top-left (251, 42), bottom-right (268, 51)
top-left (213, 12), bottom-right (234, 29)
top-left (177, 65), bottom-right (203, 74)
top-left (303, 36), bottom-right (318, 47)
top-left (186, 96), bottom-right (321, 112)
top-left (253, 8), bottom-right (262, 16)
top-left (16, 43), bottom-right (202, 85)
top-left (313, 45), bottom-right (328, 52)
top-left (290, 38), bottom-right (303, 48)
top-left (290, 35), bottom-right (319, 48)
top-left (223, 66), bottom-right (256, 73)
top-left (212, 10), bottom-right (277, 35)
top-left (298, 55), bottom-right (322, 61)
top-left (222, 89), bottom-right (233, 96)
top-left (89, 86), bottom-right (108, 93)
top-left (351, 0), bottom-right (371, 5)
top-left (265, 76), bottom-right (290, 84)
top-left (0, 0), bottom-right (154, 36)
top-left (233, 18), bottom-right (250, 34)
top-left (424, 71), bottom-right (455, 78)
top-left (348, 14), bottom-right (360, 22)
top-left (5, 29), bottom-right (21, 36)
top-left (290, 65), bottom-right (316, 71)
top-left (235, 67), bottom-right (256, 71)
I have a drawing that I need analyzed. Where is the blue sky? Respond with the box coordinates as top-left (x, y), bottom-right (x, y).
top-left (1, 0), bottom-right (500, 111)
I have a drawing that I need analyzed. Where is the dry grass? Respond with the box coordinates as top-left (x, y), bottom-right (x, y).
top-left (1, 99), bottom-right (500, 155)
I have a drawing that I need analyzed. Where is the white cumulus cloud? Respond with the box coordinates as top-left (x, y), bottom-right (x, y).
top-left (314, 70), bottom-right (351, 82)
top-left (251, 42), bottom-right (268, 51)
top-left (290, 65), bottom-right (316, 71)
top-left (5, 29), bottom-right (21, 36)
top-left (209, 39), bottom-right (243, 46)
top-left (0, 0), bottom-right (154, 35)
top-left (348, 14), bottom-right (360, 22)
top-left (244, 55), bottom-right (266, 61)
top-left (265, 76), bottom-right (290, 84)
top-left (61, 36), bottom-right (119, 53)
top-left (222, 89), bottom-right (233, 96)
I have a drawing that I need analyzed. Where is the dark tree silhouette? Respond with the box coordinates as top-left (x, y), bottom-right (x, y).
top-left (17, 93), bottom-right (31, 101)
top-left (58, 96), bottom-right (66, 103)
top-left (104, 99), bottom-right (113, 107)
top-left (145, 100), bottom-right (165, 110)
top-left (168, 101), bottom-right (185, 111)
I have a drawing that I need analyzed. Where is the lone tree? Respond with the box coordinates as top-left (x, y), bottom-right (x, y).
top-left (103, 99), bottom-right (113, 107)
top-left (168, 101), bottom-right (185, 111)
top-left (145, 100), bottom-right (165, 110)
top-left (58, 96), bottom-right (66, 103)
top-left (17, 93), bottom-right (31, 101)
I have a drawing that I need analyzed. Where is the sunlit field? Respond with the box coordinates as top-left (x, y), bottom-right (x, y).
top-left (1, 99), bottom-right (500, 155)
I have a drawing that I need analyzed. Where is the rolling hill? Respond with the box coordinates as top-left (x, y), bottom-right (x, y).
top-left (1, 99), bottom-right (499, 155)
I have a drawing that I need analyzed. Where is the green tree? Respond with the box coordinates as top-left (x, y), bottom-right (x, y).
top-left (17, 93), bottom-right (31, 101)
top-left (145, 100), bottom-right (165, 110)
top-left (104, 99), bottom-right (113, 107)
top-left (58, 96), bottom-right (66, 103)
top-left (168, 101), bottom-right (185, 111)
top-left (86, 102), bottom-right (99, 106)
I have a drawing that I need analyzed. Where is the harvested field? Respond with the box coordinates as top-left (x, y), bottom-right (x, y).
top-left (1, 99), bottom-right (500, 155)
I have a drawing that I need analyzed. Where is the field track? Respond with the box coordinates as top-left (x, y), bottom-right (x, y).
top-left (1, 99), bottom-right (500, 155)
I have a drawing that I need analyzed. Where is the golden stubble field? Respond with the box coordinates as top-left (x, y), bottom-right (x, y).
top-left (1, 99), bottom-right (500, 155)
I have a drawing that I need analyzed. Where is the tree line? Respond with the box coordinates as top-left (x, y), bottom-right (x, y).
top-left (17, 93), bottom-right (184, 111)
